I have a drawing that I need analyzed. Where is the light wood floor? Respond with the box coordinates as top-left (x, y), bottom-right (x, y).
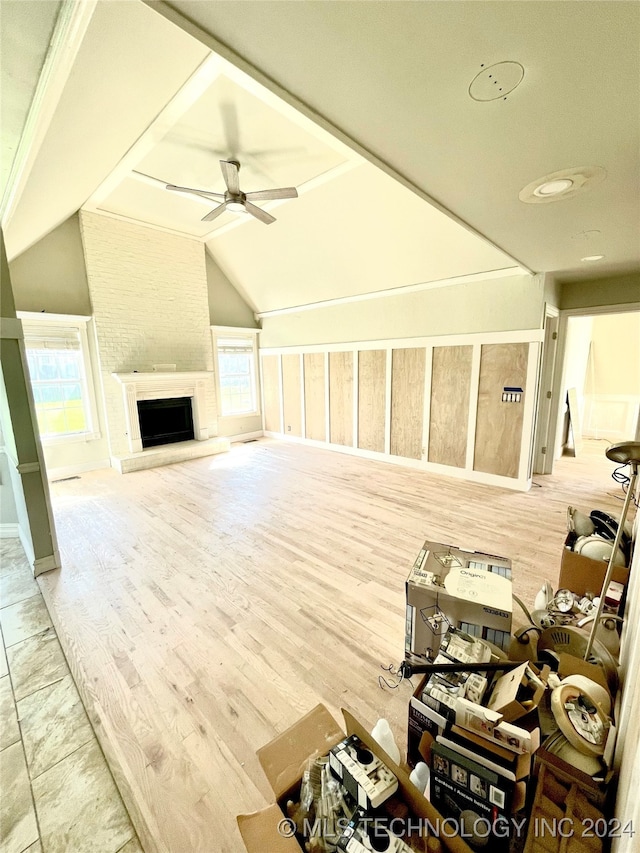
top-left (37, 438), bottom-right (632, 853)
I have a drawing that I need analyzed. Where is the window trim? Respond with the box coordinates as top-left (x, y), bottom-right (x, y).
top-left (211, 326), bottom-right (261, 419)
top-left (18, 312), bottom-right (102, 445)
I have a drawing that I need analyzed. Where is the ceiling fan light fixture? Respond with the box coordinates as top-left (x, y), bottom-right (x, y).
top-left (164, 159), bottom-right (296, 225)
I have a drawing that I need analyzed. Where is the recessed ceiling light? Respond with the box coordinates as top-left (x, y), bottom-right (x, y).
top-left (581, 254), bottom-right (605, 262)
top-left (533, 179), bottom-right (574, 197)
top-left (519, 166), bottom-right (606, 204)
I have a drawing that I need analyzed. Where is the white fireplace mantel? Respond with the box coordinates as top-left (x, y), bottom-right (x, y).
top-left (112, 371), bottom-right (211, 453)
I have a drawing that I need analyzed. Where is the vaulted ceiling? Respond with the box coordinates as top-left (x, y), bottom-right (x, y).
top-left (2, 0), bottom-right (638, 314)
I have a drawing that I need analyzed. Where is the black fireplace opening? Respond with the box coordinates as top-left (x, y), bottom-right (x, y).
top-left (137, 397), bottom-right (195, 448)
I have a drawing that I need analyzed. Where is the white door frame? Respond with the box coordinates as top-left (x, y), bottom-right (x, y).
top-left (532, 306), bottom-right (560, 474)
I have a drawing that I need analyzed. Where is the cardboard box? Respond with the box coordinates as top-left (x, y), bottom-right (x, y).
top-left (535, 737), bottom-right (614, 808)
top-left (408, 674), bottom-right (448, 766)
top-left (487, 662), bottom-right (549, 722)
top-left (444, 725), bottom-right (535, 781)
top-left (430, 741), bottom-right (527, 853)
top-left (405, 541), bottom-right (512, 659)
top-left (454, 696), bottom-right (540, 755)
top-left (559, 535), bottom-right (630, 599)
top-left (238, 703), bottom-right (475, 853)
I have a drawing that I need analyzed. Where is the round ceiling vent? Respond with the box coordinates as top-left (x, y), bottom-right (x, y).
top-left (519, 166), bottom-right (607, 204)
top-left (469, 61), bottom-right (524, 101)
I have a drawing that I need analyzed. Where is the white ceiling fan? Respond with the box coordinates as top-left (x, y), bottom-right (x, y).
top-left (166, 158), bottom-right (298, 225)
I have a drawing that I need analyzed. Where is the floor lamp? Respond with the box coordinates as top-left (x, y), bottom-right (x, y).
top-left (584, 441), bottom-right (640, 661)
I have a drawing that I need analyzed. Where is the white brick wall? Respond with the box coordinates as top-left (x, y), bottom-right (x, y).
top-left (80, 212), bottom-right (217, 457)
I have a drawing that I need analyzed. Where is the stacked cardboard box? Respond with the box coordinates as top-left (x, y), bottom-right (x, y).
top-left (405, 540), bottom-right (513, 661)
top-left (237, 703), bottom-right (477, 853)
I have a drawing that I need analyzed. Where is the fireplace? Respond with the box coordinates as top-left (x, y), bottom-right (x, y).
top-left (137, 397), bottom-right (194, 448)
top-left (112, 371), bottom-right (211, 454)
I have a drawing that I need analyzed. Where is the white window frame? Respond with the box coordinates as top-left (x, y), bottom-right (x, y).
top-left (18, 312), bottom-right (101, 445)
top-left (211, 326), bottom-right (261, 419)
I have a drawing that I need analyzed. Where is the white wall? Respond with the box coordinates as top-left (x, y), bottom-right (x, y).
top-left (0, 438), bottom-right (19, 531)
top-left (80, 212), bottom-right (218, 459)
top-left (582, 312), bottom-right (640, 442)
top-left (613, 504), bottom-right (640, 851)
top-left (259, 273), bottom-right (543, 348)
top-left (561, 315), bottom-right (593, 442)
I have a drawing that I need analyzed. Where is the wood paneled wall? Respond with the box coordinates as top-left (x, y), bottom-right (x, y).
top-left (358, 350), bottom-right (386, 452)
top-left (329, 351), bottom-right (353, 446)
top-left (474, 342), bottom-right (529, 478)
top-left (428, 345), bottom-right (473, 468)
top-left (260, 335), bottom-right (537, 489)
top-left (261, 355), bottom-right (281, 432)
top-left (390, 348), bottom-right (425, 460)
top-left (303, 353), bottom-right (326, 441)
top-left (281, 354), bottom-right (302, 437)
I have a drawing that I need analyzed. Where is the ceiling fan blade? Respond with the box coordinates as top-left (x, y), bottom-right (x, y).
top-left (201, 203), bottom-right (228, 223)
top-left (244, 187), bottom-right (298, 201)
top-left (220, 160), bottom-right (241, 195)
top-left (166, 184), bottom-right (224, 200)
top-left (244, 201), bottom-right (276, 225)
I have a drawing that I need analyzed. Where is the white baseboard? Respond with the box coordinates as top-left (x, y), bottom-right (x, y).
top-left (263, 431), bottom-right (532, 492)
top-left (18, 525), bottom-right (35, 569)
top-left (226, 430), bottom-right (265, 443)
top-left (0, 523), bottom-right (20, 538)
top-left (47, 458), bottom-right (111, 481)
top-left (34, 549), bottom-right (61, 577)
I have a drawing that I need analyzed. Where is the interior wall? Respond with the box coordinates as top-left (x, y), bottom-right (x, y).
top-left (205, 249), bottom-right (258, 329)
top-left (206, 252), bottom-right (262, 438)
top-left (80, 212), bottom-right (217, 459)
top-left (582, 312), bottom-right (640, 442)
top-left (259, 273), bottom-right (543, 348)
top-left (586, 313), bottom-right (640, 396)
top-left (559, 272), bottom-right (640, 311)
top-left (8, 213), bottom-right (92, 314)
top-left (261, 330), bottom-right (540, 491)
top-left (542, 272), bottom-right (562, 311)
top-left (561, 315), bottom-right (593, 445)
top-left (613, 508), bottom-right (640, 852)
top-left (0, 228), bottom-right (59, 573)
top-left (0, 432), bottom-right (19, 528)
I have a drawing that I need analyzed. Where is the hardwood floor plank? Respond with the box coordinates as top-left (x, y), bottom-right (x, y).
top-left (37, 438), bottom-right (631, 853)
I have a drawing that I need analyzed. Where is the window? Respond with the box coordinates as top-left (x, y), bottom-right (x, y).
top-left (212, 328), bottom-right (260, 417)
top-left (20, 315), bottom-right (99, 442)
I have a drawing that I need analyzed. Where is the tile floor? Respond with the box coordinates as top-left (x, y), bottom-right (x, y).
top-left (0, 538), bottom-right (142, 853)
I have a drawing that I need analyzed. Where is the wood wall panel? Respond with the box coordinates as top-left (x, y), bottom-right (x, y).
top-left (303, 353), bottom-right (326, 441)
top-left (357, 350), bottom-right (386, 452)
top-left (261, 355), bottom-right (281, 432)
top-left (474, 342), bottom-right (529, 478)
top-left (281, 354), bottom-right (302, 437)
top-left (428, 345), bottom-right (473, 468)
top-left (329, 351), bottom-right (353, 446)
top-left (390, 348), bottom-right (426, 459)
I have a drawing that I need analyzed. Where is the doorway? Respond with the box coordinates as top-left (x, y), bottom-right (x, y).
top-left (545, 307), bottom-right (640, 473)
